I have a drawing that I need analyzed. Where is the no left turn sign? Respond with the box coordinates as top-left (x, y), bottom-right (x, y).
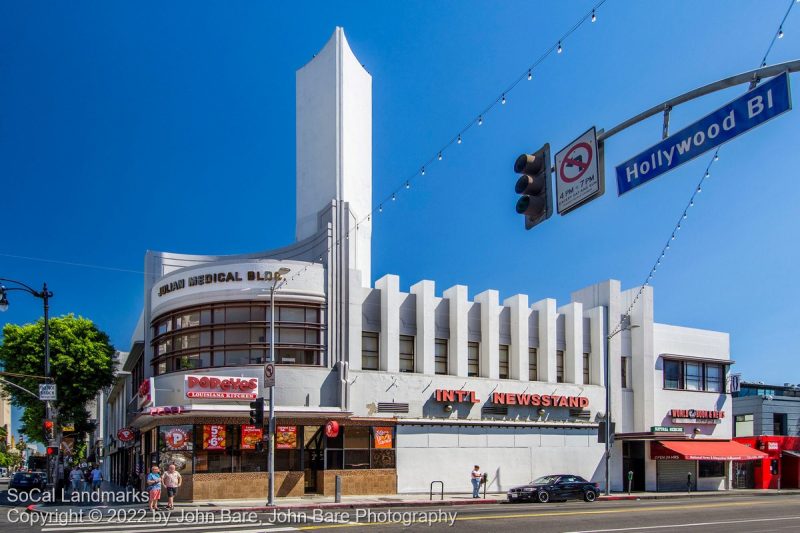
top-left (555, 126), bottom-right (604, 214)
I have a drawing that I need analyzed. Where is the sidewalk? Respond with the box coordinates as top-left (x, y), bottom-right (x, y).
top-left (29, 483), bottom-right (800, 515)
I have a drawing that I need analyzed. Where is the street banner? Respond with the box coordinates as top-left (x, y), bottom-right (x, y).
top-left (203, 424), bottom-right (226, 450)
top-left (374, 427), bottom-right (393, 449)
top-left (241, 425), bottom-right (263, 450)
top-left (276, 426), bottom-right (297, 449)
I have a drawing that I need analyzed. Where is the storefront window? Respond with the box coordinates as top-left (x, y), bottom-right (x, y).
top-left (699, 461), bottom-right (725, 477)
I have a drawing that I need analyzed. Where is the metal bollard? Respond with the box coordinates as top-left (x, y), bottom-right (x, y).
top-left (335, 475), bottom-right (342, 503)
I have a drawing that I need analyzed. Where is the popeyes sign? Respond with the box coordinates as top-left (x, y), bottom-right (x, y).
top-left (184, 374), bottom-right (259, 400)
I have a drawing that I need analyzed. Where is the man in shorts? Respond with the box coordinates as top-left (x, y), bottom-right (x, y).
top-left (162, 463), bottom-right (182, 510)
top-left (146, 465), bottom-right (162, 511)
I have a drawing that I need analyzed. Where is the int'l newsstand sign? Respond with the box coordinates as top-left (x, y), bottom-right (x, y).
top-left (555, 126), bottom-right (605, 215)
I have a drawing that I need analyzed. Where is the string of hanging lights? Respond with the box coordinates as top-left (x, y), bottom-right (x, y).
top-left (284, 0), bottom-right (611, 285)
top-left (610, 0), bottom-right (796, 336)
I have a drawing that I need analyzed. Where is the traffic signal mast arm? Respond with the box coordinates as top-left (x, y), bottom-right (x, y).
top-left (598, 59), bottom-right (800, 142)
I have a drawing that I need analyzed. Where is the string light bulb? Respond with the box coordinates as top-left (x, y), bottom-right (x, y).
top-left (682, 212), bottom-right (687, 219)
top-left (421, 166), bottom-right (425, 175)
top-left (714, 154), bottom-right (719, 161)
top-left (457, 134), bottom-right (462, 144)
top-left (690, 200), bottom-right (694, 207)
top-left (778, 27), bottom-right (784, 39)
top-left (501, 93), bottom-right (506, 105)
top-left (438, 152), bottom-right (443, 161)
top-left (591, 10), bottom-right (596, 23)
top-left (697, 185), bottom-right (702, 193)
top-left (405, 181), bottom-right (410, 189)
top-left (705, 171), bottom-right (710, 178)
top-left (392, 193), bottom-right (396, 201)
top-left (557, 41), bottom-right (562, 54)
top-left (527, 70), bottom-right (532, 80)
top-left (379, 204), bottom-right (383, 213)
top-left (478, 115), bottom-right (483, 125)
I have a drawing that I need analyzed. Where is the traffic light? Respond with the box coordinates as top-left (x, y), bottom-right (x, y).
top-left (43, 420), bottom-right (55, 441)
top-left (249, 397), bottom-right (264, 426)
top-left (514, 144), bottom-right (553, 229)
top-left (46, 446), bottom-right (58, 456)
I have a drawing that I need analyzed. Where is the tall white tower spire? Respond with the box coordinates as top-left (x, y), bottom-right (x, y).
top-left (296, 27), bottom-right (372, 285)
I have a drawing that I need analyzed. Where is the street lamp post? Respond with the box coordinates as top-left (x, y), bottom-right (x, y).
top-left (604, 313), bottom-right (639, 496)
top-left (0, 278), bottom-right (55, 482)
top-left (267, 267), bottom-right (290, 506)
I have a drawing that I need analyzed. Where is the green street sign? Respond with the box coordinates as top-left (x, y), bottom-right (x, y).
top-left (651, 426), bottom-right (684, 433)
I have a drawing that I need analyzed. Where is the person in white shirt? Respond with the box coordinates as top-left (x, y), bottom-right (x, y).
top-left (471, 465), bottom-right (482, 498)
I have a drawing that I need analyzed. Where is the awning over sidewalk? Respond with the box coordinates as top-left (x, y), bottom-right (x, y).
top-left (651, 440), bottom-right (768, 461)
top-left (783, 450), bottom-right (800, 458)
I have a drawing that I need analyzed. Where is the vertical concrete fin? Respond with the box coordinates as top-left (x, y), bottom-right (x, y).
top-left (504, 294), bottom-right (530, 381)
top-left (442, 285), bottom-right (469, 377)
top-left (558, 302), bottom-right (583, 384)
top-left (410, 280), bottom-right (436, 375)
top-left (375, 274), bottom-right (400, 372)
top-left (475, 290), bottom-right (500, 379)
top-left (531, 298), bottom-right (557, 383)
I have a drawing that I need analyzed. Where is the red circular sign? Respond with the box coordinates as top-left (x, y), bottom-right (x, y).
top-left (325, 420), bottom-right (340, 438)
top-left (117, 428), bottom-right (134, 442)
top-left (559, 142), bottom-right (593, 183)
top-left (165, 427), bottom-right (190, 450)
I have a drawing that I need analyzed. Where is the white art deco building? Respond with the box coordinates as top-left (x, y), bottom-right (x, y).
top-left (104, 28), bottom-right (762, 501)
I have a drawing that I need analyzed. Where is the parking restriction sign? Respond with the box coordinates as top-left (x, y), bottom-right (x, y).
top-left (264, 362), bottom-right (275, 387)
top-left (555, 126), bottom-right (605, 214)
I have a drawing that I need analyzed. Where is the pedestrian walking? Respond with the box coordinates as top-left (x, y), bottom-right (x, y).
top-left (161, 464), bottom-right (182, 510)
top-left (471, 465), bottom-right (482, 498)
top-left (146, 465), bottom-right (162, 511)
top-left (90, 465), bottom-right (103, 492)
top-left (69, 466), bottom-right (83, 494)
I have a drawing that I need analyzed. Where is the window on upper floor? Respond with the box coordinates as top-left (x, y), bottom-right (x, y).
top-left (774, 413), bottom-right (788, 436)
top-left (362, 332), bottom-right (379, 371)
top-left (583, 353), bottom-right (590, 385)
top-left (529, 348), bottom-right (538, 381)
top-left (556, 350), bottom-right (564, 383)
top-left (734, 414), bottom-right (754, 437)
top-left (663, 359), bottom-right (726, 393)
top-left (499, 345), bottom-right (509, 379)
top-left (399, 335), bottom-right (415, 373)
top-left (467, 342), bottom-right (479, 377)
top-left (435, 339), bottom-right (448, 375)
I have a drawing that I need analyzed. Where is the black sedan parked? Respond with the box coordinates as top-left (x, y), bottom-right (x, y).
top-left (9, 471), bottom-right (47, 491)
top-left (507, 474), bottom-right (600, 503)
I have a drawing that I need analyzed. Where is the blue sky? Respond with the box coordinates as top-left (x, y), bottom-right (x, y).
top-left (1, 1), bottom-right (799, 434)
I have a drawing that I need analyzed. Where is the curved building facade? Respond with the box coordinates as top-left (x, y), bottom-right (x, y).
top-left (104, 28), bottom-right (747, 501)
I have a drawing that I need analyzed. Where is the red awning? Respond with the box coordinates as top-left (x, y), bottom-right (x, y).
top-left (651, 440), bottom-right (768, 461)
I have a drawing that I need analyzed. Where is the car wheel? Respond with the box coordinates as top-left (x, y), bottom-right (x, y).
top-left (584, 490), bottom-right (597, 502)
top-left (537, 490), bottom-right (550, 503)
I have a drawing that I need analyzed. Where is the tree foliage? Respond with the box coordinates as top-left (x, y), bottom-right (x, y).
top-left (0, 314), bottom-right (116, 443)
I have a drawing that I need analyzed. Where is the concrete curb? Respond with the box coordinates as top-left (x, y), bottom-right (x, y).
top-left (26, 490), bottom-right (800, 515)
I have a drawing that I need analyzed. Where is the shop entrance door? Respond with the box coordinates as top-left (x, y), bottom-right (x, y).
top-left (733, 461), bottom-right (755, 488)
top-left (622, 441), bottom-right (646, 492)
top-left (304, 426), bottom-right (324, 494)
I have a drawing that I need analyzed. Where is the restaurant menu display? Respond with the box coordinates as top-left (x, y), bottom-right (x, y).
top-left (276, 426), bottom-right (297, 449)
top-left (241, 425), bottom-right (263, 450)
top-left (203, 424), bottom-right (226, 450)
top-left (374, 427), bottom-right (393, 449)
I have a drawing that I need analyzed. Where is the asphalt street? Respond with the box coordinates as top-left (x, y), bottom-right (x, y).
top-left (1, 478), bottom-right (799, 533)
